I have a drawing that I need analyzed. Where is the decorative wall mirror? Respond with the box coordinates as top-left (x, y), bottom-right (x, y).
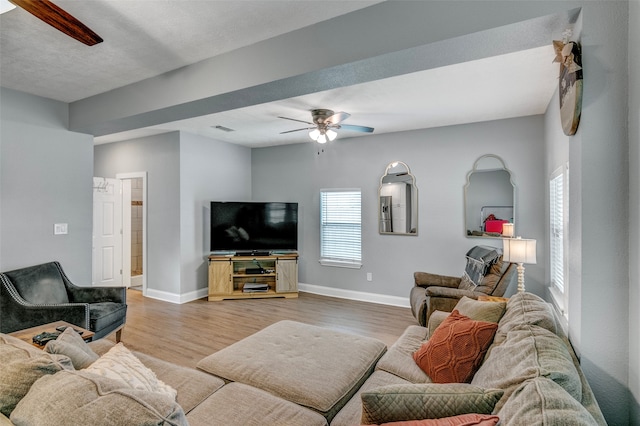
top-left (464, 154), bottom-right (515, 238)
top-left (379, 161), bottom-right (418, 235)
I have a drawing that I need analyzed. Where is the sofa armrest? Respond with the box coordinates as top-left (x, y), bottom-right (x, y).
top-left (426, 286), bottom-right (488, 300)
top-left (0, 301), bottom-right (89, 332)
top-left (66, 286), bottom-right (126, 304)
top-left (413, 272), bottom-right (461, 289)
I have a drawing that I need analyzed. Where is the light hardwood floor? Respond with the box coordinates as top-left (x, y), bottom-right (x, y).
top-left (109, 289), bottom-right (416, 368)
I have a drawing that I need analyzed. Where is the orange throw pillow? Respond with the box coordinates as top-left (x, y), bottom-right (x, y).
top-left (377, 413), bottom-right (500, 426)
top-left (413, 310), bottom-right (497, 383)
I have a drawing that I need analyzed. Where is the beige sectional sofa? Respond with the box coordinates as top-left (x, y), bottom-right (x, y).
top-left (1, 292), bottom-right (606, 425)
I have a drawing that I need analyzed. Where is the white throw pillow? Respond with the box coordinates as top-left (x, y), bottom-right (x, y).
top-left (85, 343), bottom-right (177, 400)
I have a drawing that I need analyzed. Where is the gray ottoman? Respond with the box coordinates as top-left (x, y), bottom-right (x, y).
top-left (196, 320), bottom-right (387, 421)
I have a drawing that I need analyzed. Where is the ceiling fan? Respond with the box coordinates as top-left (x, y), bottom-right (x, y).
top-left (279, 109), bottom-right (374, 143)
top-left (7, 0), bottom-right (103, 46)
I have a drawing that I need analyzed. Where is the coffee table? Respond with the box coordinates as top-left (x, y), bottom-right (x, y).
top-left (9, 320), bottom-right (94, 348)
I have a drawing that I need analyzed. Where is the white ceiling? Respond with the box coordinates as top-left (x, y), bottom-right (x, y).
top-left (0, 1), bottom-right (559, 148)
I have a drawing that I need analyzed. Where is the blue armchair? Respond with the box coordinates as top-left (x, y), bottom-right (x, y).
top-left (0, 261), bottom-right (126, 341)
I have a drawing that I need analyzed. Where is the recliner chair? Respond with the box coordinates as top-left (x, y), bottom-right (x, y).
top-left (410, 246), bottom-right (517, 327)
top-left (0, 261), bottom-right (126, 341)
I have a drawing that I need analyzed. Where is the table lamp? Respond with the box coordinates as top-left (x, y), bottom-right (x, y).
top-left (503, 236), bottom-right (537, 292)
top-left (502, 223), bottom-right (514, 238)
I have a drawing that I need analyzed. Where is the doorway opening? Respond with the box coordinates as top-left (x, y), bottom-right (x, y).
top-left (117, 172), bottom-right (148, 296)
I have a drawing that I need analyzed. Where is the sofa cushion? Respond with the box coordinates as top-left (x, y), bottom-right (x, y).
top-left (360, 383), bottom-right (503, 425)
top-left (85, 342), bottom-right (177, 400)
top-left (89, 301), bottom-right (127, 331)
top-left (7, 263), bottom-right (69, 305)
top-left (453, 297), bottom-right (506, 324)
top-left (44, 326), bottom-right (99, 369)
top-left (495, 292), bottom-right (559, 345)
top-left (471, 324), bottom-right (582, 413)
top-left (413, 311), bottom-right (497, 383)
top-left (0, 334), bottom-right (72, 417)
top-left (197, 320), bottom-right (386, 421)
top-left (371, 413), bottom-right (500, 426)
top-left (186, 382), bottom-right (328, 426)
top-left (88, 339), bottom-right (225, 415)
top-left (10, 370), bottom-right (188, 426)
top-left (499, 377), bottom-right (599, 425)
top-left (376, 325), bottom-right (432, 384)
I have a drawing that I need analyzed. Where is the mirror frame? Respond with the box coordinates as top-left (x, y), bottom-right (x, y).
top-left (464, 154), bottom-right (516, 239)
top-left (379, 161), bottom-right (418, 236)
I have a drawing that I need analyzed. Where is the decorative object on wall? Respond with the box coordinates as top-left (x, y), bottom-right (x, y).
top-left (279, 109), bottom-right (374, 144)
top-left (464, 154), bottom-right (515, 239)
top-left (553, 31), bottom-right (583, 136)
top-left (502, 236), bottom-right (537, 292)
top-left (379, 161), bottom-right (418, 235)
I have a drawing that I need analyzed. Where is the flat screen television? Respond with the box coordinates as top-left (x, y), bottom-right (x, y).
top-left (210, 201), bottom-right (298, 253)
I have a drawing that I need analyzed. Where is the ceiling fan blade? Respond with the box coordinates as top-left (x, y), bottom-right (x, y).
top-left (339, 124), bottom-right (375, 133)
top-left (280, 127), bottom-right (314, 134)
top-left (10, 0), bottom-right (103, 46)
top-left (325, 111), bottom-right (350, 125)
top-left (278, 116), bottom-right (314, 126)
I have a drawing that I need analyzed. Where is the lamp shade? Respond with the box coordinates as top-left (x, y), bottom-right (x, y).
top-left (502, 223), bottom-right (514, 237)
top-left (503, 237), bottom-right (536, 264)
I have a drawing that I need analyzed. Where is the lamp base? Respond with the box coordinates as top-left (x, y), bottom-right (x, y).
top-left (516, 263), bottom-right (526, 292)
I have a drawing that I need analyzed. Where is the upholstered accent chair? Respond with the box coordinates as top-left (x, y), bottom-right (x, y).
top-left (410, 246), bottom-right (517, 327)
top-left (0, 261), bottom-right (126, 341)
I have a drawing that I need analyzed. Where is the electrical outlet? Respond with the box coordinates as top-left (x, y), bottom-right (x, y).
top-left (366, 272), bottom-right (373, 282)
top-left (54, 223), bottom-right (68, 235)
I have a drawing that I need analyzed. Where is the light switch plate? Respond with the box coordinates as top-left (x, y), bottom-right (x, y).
top-left (54, 223), bottom-right (68, 235)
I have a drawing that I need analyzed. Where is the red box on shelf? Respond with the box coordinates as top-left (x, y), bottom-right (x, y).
top-left (485, 220), bottom-right (508, 233)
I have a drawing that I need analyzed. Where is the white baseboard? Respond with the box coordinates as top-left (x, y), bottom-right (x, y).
top-left (298, 283), bottom-right (410, 308)
top-left (142, 284), bottom-right (409, 307)
top-left (131, 275), bottom-right (143, 287)
top-left (144, 287), bottom-right (208, 304)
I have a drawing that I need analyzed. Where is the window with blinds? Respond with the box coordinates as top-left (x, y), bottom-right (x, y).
top-left (549, 165), bottom-right (568, 319)
top-left (550, 172), bottom-right (564, 293)
top-left (319, 189), bottom-right (362, 268)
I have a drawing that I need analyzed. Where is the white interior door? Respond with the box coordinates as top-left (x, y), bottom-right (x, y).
top-left (92, 177), bottom-right (123, 287)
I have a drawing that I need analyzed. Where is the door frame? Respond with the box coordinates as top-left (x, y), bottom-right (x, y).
top-left (117, 172), bottom-right (148, 296)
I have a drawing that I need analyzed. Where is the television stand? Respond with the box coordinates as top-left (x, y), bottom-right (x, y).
top-left (208, 253), bottom-right (298, 301)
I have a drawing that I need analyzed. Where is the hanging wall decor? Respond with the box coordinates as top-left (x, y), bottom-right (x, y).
top-left (553, 37), bottom-right (583, 136)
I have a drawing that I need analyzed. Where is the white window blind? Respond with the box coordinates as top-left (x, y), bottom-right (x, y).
top-left (550, 172), bottom-right (564, 293)
top-left (320, 189), bottom-right (362, 267)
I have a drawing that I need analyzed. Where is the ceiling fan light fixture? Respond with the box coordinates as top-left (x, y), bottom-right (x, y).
top-left (326, 129), bottom-right (337, 141)
top-left (309, 129), bottom-right (321, 140)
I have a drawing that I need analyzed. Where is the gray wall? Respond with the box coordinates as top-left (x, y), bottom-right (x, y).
top-left (251, 115), bottom-right (546, 299)
top-left (179, 131), bottom-right (252, 296)
top-left (93, 131), bottom-right (252, 299)
top-left (0, 88), bottom-right (93, 283)
top-left (630, 0), bottom-right (640, 422)
top-left (94, 133), bottom-right (182, 295)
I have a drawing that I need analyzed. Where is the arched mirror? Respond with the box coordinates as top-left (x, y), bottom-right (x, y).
top-left (379, 161), bottom-right (418, 235)
top-left (464, 154), bottom-right (515, 238)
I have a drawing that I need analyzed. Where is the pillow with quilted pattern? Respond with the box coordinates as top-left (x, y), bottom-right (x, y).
top-left (374, 413), bottom-right (500, 425)
top-left (360, 383), bottom-right (503, 424)
top-left (85, 343), bottom-right (177, 400)
top-left (413, 310), bottom-right (497, 383)
top-left (45, 326), bottom-right (99, 369)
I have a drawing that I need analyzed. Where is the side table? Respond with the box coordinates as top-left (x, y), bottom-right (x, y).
top-left (8, 320), bottom-right (94, 348)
